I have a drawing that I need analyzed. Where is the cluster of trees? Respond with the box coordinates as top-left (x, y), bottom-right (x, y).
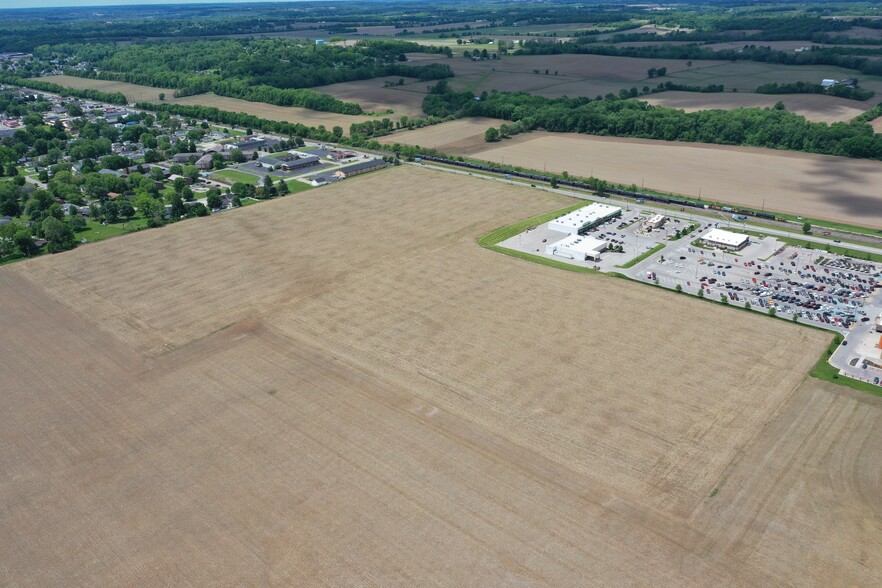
top-left (462, 49), bottom-right (498, 60)
top-left (229, 175), bottom-right (291, 203)
top-left (755, 81), bottom-right (874, 101)
top-left (424, 82), bottom-right (882, 160)
top-left (483, 120), bottom-right (530, 142)
top-left (349, 118), bottom-right (396, 139)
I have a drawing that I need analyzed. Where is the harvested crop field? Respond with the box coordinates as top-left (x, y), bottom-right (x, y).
top-left (411, 53), bottom-right (729, 98)
top-left (664, 61), bottom-right (882, 95)
top-left (470, 132), bottom-right (882, 227)
top-left (311, 77), bottom-right (427, 117)
top-left (641, 90), bottom-right (871, 123)
top-left (35, 74), bottom-right (167, 102)
top-left (0, 166), bottom-right (877, 585)
top-left (379, 116), bottom-right (508, 150)
top-left (165, 92), bottom-right (375, 130)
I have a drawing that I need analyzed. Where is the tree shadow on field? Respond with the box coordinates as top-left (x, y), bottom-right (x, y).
top-left (795, 158), bottom-right (882, 224)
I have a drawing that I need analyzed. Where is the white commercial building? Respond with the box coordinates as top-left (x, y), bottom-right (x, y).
top-left (545, 234), bottom-right (608, 261)
top-left (548, 203), bottom-right (622, 234)
top-left (701, 228), bottom-right (750, 251)
top-left (644, 214), bottom-right (666, 230)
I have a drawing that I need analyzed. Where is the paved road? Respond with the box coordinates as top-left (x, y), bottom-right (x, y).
top-left (24, 175), bottom-right (48, 190)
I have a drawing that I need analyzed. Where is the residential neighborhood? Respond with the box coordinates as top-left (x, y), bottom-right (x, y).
top-left (0, 85), bottom-right (390, 262)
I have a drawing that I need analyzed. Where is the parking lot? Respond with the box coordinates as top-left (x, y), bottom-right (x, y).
top-left (626, 224), bottom-right (882, 333)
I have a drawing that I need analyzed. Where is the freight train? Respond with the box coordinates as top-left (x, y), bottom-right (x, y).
top-left (418, 155), bottom-right (778, 222)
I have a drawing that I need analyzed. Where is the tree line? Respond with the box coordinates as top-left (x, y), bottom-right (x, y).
top-left (755, 81), bottom-right (874, 101)
top-left (423, 82), bottom-right (882, 161)
top-left (0, 73), bottom-right (128, 105)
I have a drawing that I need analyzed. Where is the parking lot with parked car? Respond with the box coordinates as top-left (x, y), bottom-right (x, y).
top-left (625, 225), bottom-right (881, 333)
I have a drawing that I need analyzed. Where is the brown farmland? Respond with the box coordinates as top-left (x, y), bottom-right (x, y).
top-left (0, 166), bottom-right (878, 585)
top-left (311, 77), bottom-right (428, 117)
top-left (36, 74), bottom-right (167, 102)
top-left (469, 132), bottom-right (882, 227)
top-left (379, 116), bottom-right (508, 150)
top-left (166, 92), bottom-right (376, 130)
top-left (642, 90), bottom-right (871, 123)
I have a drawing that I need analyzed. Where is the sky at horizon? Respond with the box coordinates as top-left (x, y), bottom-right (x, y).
top-left (0, 0), bottom-right (305, 9)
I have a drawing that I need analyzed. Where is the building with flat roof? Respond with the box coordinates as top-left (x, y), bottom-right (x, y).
top-left (548, 203), bottom-right (622, 234)
top-left (545, 234), bottom-right (608, 262)
top-left (643, 214), bottom-right (666, 230)
top-left (701, 228), bottom-right (750, 251)
top-left (333, 159), bottom-right (386, 179)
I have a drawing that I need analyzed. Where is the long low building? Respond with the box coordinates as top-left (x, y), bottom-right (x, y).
top-left (545, 234), bottom-right (608, 262)
top-left (333, 159), bottom-right (386, 179)
top-left (548, 203), bottom-right (622, 234)
top-left (701, 228), bottom-right (750, 251)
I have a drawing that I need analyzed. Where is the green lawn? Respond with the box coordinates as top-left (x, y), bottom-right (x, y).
top-left (77, 218), bottom-right (149, 243)
top-left (617, 242), bottom-right (666, 269)
top-left (213, 169), bottom-right (260, 185)
top-left (282, 180), bottom-right (312, 194)
top-left (809, 333), bottom-right (882, 397)
top-left (477, 202), bottom-right (601, 274)
top-left (210, 125), bottom-right (244, 136)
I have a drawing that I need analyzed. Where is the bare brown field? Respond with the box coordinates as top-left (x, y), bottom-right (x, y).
top-left (405, 53), bottom-right (730, 98)
top-left (702, 39), bottom-right (820, 52)
top-left (470, 132), bottom-right (882, 226)
top-left (0, 166), bottom-right (877, 584)
top-left (873, 117), bottom-right (882, 133)
top-left (843, 26), bottom-right (882, 40)
top-left (379, 116), bottom-right (509, 150)
top-left (165, 92), bottom-right (376, 130)
top-left (642, 90), bottom-right (871, 123)
top-left (357, 21), bottom-right (490, 35)
top-left (311, 77), bottom-right (428, 117)
top-left (36, 74), bottom-right (167, 102)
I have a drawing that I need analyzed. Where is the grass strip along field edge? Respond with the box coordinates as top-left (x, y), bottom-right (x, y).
top-left (477, 201), bottom-right (599, 274)
top-left (617, 242), bottom-right (666, 269)
top-left (810, 333), bottom-right (882, 397)
top-left (478, 207), bottom-right (882, 397)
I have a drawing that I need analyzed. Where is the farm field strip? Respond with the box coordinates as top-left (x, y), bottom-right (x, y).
top-left (35, 74), bottom-right (168, 102)
top-left (461, 131), bottom-right (882, 227)
top-left (641, 90), bottom-right (872, 123)
top-left (164, 93), bottom-right (377, 130)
